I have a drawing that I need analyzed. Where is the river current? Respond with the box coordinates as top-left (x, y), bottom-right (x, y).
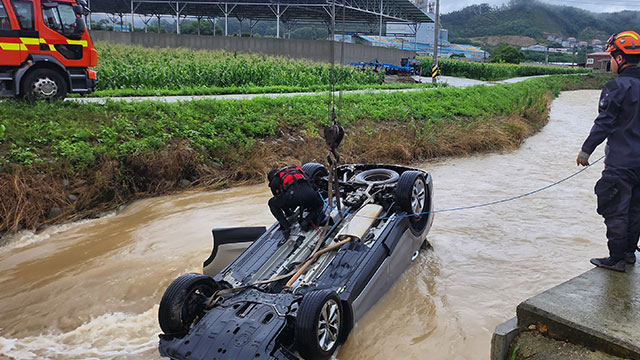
top-left (0, 90), bottom-right (608, 359)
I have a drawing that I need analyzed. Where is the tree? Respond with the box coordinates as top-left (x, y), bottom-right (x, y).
top-left (489, 43), bottom-right (524, 64)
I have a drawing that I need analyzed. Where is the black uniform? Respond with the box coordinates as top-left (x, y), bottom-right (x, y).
top-left (268, 166), bottom-right (324, 238)
top-left (581, 66), bottom-right (640, 260)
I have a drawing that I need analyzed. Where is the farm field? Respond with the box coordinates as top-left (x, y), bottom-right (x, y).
top-left (88, 43), bottom-right (592, 97)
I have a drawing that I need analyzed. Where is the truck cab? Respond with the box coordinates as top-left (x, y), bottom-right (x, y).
top-left (0, 0), bottom-right (97, 100)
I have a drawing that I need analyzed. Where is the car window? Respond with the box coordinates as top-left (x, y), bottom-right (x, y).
top-left (42, 6), bottom-right (61, 31)
top-left (42, 2), bottom-right (81, 36)
top-left (0, 4), bottom-right (10, 29)
top-left (58, 3), bottom-right (75, 27)
top-left (11, 0), bottom-right (34, 30)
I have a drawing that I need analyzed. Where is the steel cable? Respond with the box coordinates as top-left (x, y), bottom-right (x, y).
top-left (319, 155), bottom-right (606, 220)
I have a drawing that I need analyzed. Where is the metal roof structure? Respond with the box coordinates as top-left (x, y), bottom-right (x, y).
top-left (89, 0), bottom-right (433, 37)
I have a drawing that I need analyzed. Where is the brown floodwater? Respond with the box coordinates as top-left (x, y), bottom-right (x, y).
top-left (0, 90), bottom-right (609, 359)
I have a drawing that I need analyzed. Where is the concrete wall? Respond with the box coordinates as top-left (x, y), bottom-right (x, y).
top-left (91, 30), bottom-right (416, 65)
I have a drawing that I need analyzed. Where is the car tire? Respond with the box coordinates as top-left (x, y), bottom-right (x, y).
top-left (353, 168), bottom-right (399, 185)
top-left (158, 273), bottom-right (219, 336)
top-left (295, 289), bottom-right (343, 360)
top-left (395, 171), bottom-right (429, 232)
top-left (22, 68), bottom-right (68, 101)
top-left (301, 162), bottom-right (328, 186)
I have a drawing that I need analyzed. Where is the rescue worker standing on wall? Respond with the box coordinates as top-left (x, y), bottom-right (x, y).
top-left (268, 166), bottom-right (325, 240)
top-left (577, 30), bottom-right (640, 272)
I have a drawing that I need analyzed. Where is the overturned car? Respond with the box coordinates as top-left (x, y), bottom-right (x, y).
top-left (158, 163), bottom-right (434, 360)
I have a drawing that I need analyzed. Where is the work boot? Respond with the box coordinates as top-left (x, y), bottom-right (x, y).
top-left (300, 220), bottom-right (311, 232)
top-left (278, 228), bottom-right (291, 247)
top-left (624, 252), bottom-right (637, 264)
top-left (590, 257), bottom-right (626, 272)
top-left (315, 211), bottom-right (328, 226)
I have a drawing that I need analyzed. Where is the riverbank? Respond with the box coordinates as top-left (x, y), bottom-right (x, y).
top-left (0, 73), bottom-right (612, 237)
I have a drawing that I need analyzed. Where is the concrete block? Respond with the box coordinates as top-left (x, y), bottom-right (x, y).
top-left (491, 317), bottom-right (521, 360)
top-left (516, 264), bottom-right (640, 359)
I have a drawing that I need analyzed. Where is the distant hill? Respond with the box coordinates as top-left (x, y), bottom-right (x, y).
top-left (442, 0), bottom-right (640, 45)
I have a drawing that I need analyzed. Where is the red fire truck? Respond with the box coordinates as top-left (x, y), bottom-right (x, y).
top-left (0, 0), bottom-right (96, 100)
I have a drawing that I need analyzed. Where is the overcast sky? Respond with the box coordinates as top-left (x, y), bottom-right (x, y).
top-left (440, 0), bottom-right (639, 14)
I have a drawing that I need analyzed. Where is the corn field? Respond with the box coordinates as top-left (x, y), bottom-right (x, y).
top-left (95, 42), bottom-right (385, 91)
top-left (418, 57), bottom-right (590, 81)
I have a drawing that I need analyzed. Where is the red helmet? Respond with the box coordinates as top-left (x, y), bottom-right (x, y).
top-left (606, 31), bottom-right (640, 54)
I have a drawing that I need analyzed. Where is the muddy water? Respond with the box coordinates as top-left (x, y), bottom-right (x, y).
top-left (0, 90), bottom-right (608, 359)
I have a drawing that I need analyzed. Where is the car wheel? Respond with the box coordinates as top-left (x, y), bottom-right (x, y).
top-left (22, 69), bottom-right (68, 101)
top-left (158, 273), bottom-right (219, 335)
top-left (295, 290), bottom-right (343, 360)
top-left (353, 168), bottom-right (399, 185)
top-left (302, 162), bottom-right (328, 186)
top-left (395, 170), bottom-right (427, 222)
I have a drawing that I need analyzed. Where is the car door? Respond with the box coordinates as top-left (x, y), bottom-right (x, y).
top-left (9, 0), bottom-right (37, 64)
top-left (0, 0), bottom-right (23, 66)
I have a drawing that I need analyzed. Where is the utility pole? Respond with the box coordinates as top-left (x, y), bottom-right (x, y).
top-left (432, 0), bottom-right (439, 84)
top-left (545, 46), bottom-right (549, 65)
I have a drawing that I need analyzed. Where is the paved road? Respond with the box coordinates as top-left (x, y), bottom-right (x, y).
top-left (68, 75), bottom-right (546, 105)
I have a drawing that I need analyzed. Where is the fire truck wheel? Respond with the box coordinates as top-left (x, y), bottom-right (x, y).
top-left (22, 69), bottom-right (68, 101)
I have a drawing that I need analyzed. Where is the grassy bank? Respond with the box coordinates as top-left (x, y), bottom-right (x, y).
top-left (0, 73), bottom-right (611, 235)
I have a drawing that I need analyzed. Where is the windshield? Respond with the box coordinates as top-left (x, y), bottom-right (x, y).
top-left (42, 2), bottom-right (83, 36)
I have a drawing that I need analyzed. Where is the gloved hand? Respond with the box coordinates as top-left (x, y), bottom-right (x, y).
top-left (576, 150), bottom-right (591, 166)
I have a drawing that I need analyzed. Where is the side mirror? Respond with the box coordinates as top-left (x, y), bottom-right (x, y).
top-left (76, 0), bottom-right (91, 14)
top-left (73, 4), bottom-right (83, 15)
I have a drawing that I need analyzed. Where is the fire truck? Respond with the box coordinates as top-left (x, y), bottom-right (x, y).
top-left (0, 0), bottom-right (96, 100)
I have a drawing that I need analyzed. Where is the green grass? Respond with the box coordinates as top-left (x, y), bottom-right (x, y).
top-left (0, 73), bottom-right (608, 173)
top-left (81, 82), bottom-right (439, 98)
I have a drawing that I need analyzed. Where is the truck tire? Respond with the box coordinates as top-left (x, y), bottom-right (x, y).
top-left (22, 68), bottom-right (67, 101)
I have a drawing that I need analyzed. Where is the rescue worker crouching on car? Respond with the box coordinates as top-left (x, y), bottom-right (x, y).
top-left (268, 166), bottom-right (326, 240)
top-left (577, 30), bottom-right (640, 272)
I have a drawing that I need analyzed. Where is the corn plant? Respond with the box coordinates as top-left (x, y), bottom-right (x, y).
top-left (95, 42), bottom-right (385, 91)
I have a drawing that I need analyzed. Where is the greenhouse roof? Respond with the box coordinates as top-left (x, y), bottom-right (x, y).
top-left (90, 0), bottom-right (433, 24)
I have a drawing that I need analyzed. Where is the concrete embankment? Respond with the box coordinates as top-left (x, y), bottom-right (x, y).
top-left (492, 254), bottom-right (639, 360)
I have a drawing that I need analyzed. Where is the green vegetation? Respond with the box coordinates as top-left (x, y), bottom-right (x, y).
top-left (442, 0), bottom-right (639, 43)
top-left (523, 50), bottom-right (581, 64)
top-left (0, 73), bottom-right (607, 171)
top-left (95, 42), bottom-right (384, 93)
top-left (90, 42), bottom-right (591, 97)
top-left (86, 82), bottom-right (438, 98)
top-left (417, 57), bottom-right (590, 81)
top-left (489, 43), bottom-right (525, 64)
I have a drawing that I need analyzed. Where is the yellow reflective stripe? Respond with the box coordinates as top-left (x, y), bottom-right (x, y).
top-left (49, 44), bottom-right (56, 51)
top-left (20, 37), bottom-right (40, 45)
top-left (39, 38), bottom-right (47, 44)
top-left (66, 39), bottom-right (87, 47)
top-left (618, 32), bottom-right (639, 40)
top-left (0, 43), bottom-right (20, 51)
